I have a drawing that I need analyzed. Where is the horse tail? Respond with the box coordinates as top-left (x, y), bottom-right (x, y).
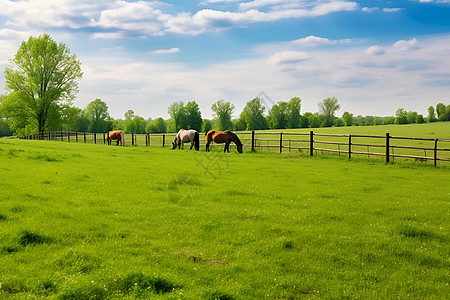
top-left (120, 131), bottom-right (125, 146)
top-left (194, 131), bottom-right (200, 151)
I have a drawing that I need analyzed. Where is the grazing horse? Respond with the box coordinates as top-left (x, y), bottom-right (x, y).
top-left (205, 130), bottom-right (243, 153)
top-left (107, 130), bottom-right (125, 146)
top-left (172, 129), bottom-right (200, 151)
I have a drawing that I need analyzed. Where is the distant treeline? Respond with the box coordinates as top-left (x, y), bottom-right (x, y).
top-left (1, 97), bottom-right (449, 137)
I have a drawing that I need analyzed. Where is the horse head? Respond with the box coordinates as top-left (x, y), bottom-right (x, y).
top-left (171, 137), bottom-right (178, 150)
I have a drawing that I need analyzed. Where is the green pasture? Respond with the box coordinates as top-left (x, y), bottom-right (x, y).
top-left (0, 133), bottom-right (449, 299)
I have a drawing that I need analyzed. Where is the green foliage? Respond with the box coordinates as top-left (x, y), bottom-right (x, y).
top-left (2, 34), bottom-right (82, 135)
top-left (427, 106), bottom-right (436, 122)
top-left (202, 119), bottom-right (213, 132)
top-left (436, 103), bottom-right (446, 121)
top-left (85, 99), bottom-right (110, 133)
top-left (168, 101), bottom-right (188, 132)
top-left (318, 97), bottom-right (341, 127)
top-left (146, 117), bottom-right (167, 133)
top-left (395, 108), bottom-right (408, 124)
top-left (267, 102), bottom-right (287, 129)
top-left (239, 97), bottom-right (268, 130)
top-left (342, 111), bottom-right (354, 126)
top-left (211, 99), bottom-right (234, 130)
top-left (185, 101), bottom-right (203, 131)
top-left (286, 96), bottom-right (302, 128)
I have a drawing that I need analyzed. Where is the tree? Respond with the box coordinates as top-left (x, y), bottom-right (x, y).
top-left (125, 116), bottom-right (146, 134)
top-left (146, 117), bottom-right (166, 133)
top-left (407, 111), bottom-right (418, 124)
top-left (267, 102), bottom-right (287, 129)
top-left (239, 97), bottom-right (268, 130)
top-left (286, 97), bottom-right (301, 128)
top-left (124, 110), bottom-right (135, 120)
top-left (1, 34), bottom-right (82, 135)
top-left (168, 101), bottom-right (188, 132)
top-left (308, 113), bottom-right (323, 128)
top-left (427, 106), bottom-right (436, 123)
top-left (436, 103), bottom-right (446, 121)
top-left (0, 117), bottom-right (12, 137)
top-left (85, 99), bottom-right (110, 132)
top-left (211, 99), bottom-right (234, 130)
top-left (185, 101), bottom-right (202, 131)
top-left (202, 119), bottom-right (213, 132)
top-left (416, 114), bottom-right (425, 124)
top-left (342, 112), bottom-right (354, 126)
top-left (395, 108), bottom-right (408, 124)
top-left (318, 97), bottom-right (341, 127)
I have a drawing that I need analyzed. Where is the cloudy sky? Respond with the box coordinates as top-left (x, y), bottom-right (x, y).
top-left (0, 0), bottom-right (449, 119)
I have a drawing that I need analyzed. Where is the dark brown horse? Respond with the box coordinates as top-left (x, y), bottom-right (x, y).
top-left (107, 130), bottom-right (125, 146)
top-left (205, 130), bottom-right (243, 153)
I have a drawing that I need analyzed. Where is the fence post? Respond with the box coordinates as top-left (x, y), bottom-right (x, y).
top-left (60, 131), bottom-right (63, 142)
top-left (103, 134), bottom-right (106, 144)
top-left (132, 134), bottom-right (134, 146)
top-left (76, 132), bottom-right (78, 142)
top-left (385, 133), bottom-right (390, 164)
top-left (348, 135), bottom-right (352, 160)
top-left (162, 134), bottom-right (165, 147)
top-left (94, 133), bottom-right (97, 144)
top-left (434, 139), bottom-right (438, 167)
top-left (68, 132), bottom-right (70, 142)
top-left (309, 131), bottom-right (314, 156)
top-left (279, 132), bottom-right (283, 154)
top-left (251, 131), bottom-right (255, 152)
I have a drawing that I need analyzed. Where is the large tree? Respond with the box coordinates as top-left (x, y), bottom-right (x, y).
top-left (211, 99), bottom-right (234, 130)
top-left (1, 34), bottom-right (82, 135)
top-left (267, 102), bottom-right (287, 129)
top-left (85, 98), bottom-right (110, 133)
top-left (168, 101), bottom-right (188, 132)
top-left (185, 101), bottom-right (203, 131)
top-left (239, 97), bottom-right (268, 130)
top-left (318, 97), bottom-right (341, 127)
top-left (436, 103), bottom-right (446, 121)
top-left (286, 97), bottom-right (302, 128)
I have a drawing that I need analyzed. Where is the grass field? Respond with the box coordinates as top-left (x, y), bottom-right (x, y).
top-left (1, 126), bottom-right (449, 299)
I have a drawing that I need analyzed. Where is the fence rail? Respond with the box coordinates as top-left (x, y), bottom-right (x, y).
top-left (23, 130), bottom-right (450, 166)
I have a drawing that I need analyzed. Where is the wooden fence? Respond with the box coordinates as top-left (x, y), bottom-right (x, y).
top-left (23, 130), bottom-right (450, 166)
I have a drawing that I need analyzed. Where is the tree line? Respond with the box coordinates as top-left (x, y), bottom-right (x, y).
top-left (0, 34), bottom-right (449, 137)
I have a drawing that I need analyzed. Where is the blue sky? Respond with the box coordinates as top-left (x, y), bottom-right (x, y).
top-left (0, 0), bottom-right (449, 119)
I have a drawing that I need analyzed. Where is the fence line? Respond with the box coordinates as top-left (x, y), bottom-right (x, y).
top-left (23, 130), bottom-right (450, 166)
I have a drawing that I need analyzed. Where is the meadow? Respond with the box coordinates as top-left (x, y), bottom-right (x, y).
top-left (0, 124), bottom-right (449, 299)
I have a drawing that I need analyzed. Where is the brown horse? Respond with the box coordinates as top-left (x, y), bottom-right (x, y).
top-left (107, 130), bottom-right (125, 146)
top-left (205, 130), bottom-right (243, 153)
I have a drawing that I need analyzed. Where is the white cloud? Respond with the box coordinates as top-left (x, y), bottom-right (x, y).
top-left (362, 7), bottom-right (379, 13)
top-left (268, 51), bottom-right (308, 65)
top-left (383, 8), bottom-right (403, 13)
top-left (166, 2), bottom-right (357, 35)
top-left (364, 45), bottom-right (386, 56)
top-left (292, 35), bottom-right (351, 47)
top-left (393, 38), bottom-right (419, 51)
top-left (148, 48), bottom-right (180, 55)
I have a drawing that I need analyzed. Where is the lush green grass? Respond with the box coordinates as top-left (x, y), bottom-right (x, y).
top-left (0, 137), bottom-right (449, 299)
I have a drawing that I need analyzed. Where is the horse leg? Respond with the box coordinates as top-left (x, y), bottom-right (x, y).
top-left (116, 139), bottom-right (119, 146)
top-left (206, 142), bottom-right (210, 152)
top-left (190, 141), bottom-right (194, 150)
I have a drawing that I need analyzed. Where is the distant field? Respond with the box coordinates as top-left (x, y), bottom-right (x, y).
top-left (0, 137), bottom-right (449, 299)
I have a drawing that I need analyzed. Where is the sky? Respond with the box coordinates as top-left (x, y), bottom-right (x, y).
top-left (0, 0), bottom-right (449, 120)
